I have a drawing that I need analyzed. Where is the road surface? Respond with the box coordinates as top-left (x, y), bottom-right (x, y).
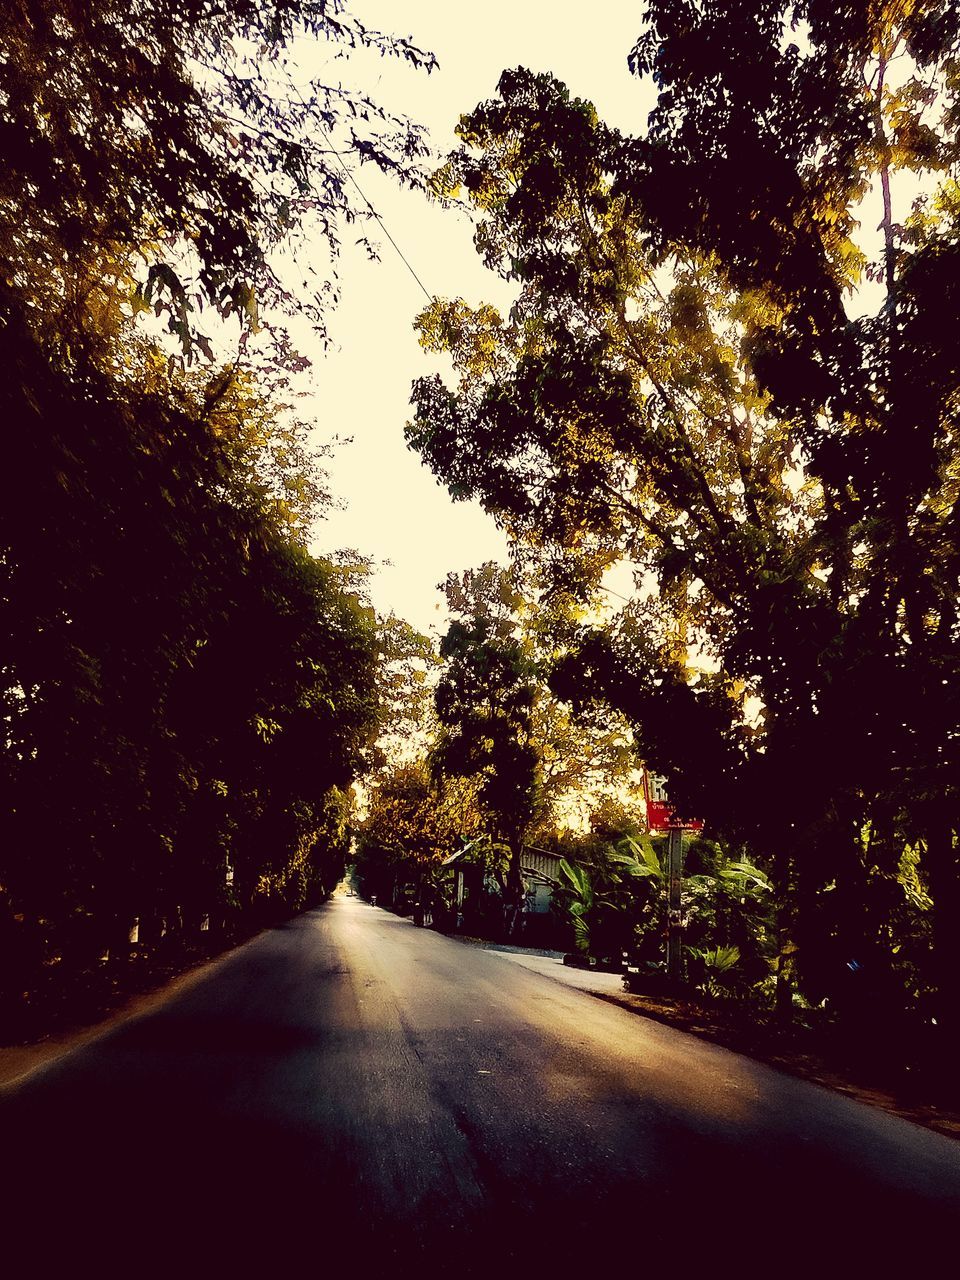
top-left (3, 897), bottom-right (959, 1274)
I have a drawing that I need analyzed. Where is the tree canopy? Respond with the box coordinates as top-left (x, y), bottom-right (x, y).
top-left (1, 285), bottom-right (381, 988)
top-left (1, 0), bottom-right (435, 357)
top-left (0, 0), bottom-right (433, 1028)
top-left (409, 5), bottom-right (960, 1024)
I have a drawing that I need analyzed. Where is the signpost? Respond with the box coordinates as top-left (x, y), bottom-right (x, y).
top-left (643, 772), bottom-right (703, 983)
top-left (665, 825), bottom-right (684, 982)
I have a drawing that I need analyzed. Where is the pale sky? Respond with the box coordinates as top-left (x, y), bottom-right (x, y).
top-left (304, 2), bottom-right (656, 636)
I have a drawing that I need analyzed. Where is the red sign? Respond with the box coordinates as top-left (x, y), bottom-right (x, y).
top-left (646, 800), bottom-right (703, 833)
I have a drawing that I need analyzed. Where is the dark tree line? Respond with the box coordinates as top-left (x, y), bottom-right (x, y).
top-left (0, 0), bottom-right (430, 1026)
top-left (1, 290), bottom-right (379, 989)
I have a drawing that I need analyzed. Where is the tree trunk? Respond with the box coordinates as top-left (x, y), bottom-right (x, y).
top-left (504, 841), bottom-right (526, 939)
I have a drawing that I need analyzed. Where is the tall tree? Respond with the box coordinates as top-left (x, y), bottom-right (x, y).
top-left (410, 69), bottom-right (817, 849)
top-left (0, 290), bottom-right (381, 992)
top-left (0, 1), bottom-right (433, 1017)
top-left (624, 0), bottom-right (960, 1023)
top-left (355, 758), bottom-right (483, 910)
top-left (434, 611), bottom-right (539, 934)
top-left (410, 37), bottom-right (960, 1024)
top-left (432, 562), bottom-right (638, 933)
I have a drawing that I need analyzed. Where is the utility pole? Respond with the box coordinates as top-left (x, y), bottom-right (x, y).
top-left (665, 825), bottom-right (684, 983)
top-left (643, 768), bottom-right (699, 984)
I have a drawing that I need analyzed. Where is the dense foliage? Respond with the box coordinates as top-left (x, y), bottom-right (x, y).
top-left (0, 279), bottom-right (383, 1011)
top-left (409, 5), bottom-right (960, 1032)
top-left (554, 833), bottom-right (773, 991)
top-left (353, 563), bottom-right (641, 940)
top-left (353, 759), bottom-right (484, 918)
top-left (0, 0), bottom-right (429, 1028)
top-left (1, 0), bottom-right (434, 356)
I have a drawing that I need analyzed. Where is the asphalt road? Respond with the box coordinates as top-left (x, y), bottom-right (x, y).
top-left (4, 897), bottom-right (960, 1275)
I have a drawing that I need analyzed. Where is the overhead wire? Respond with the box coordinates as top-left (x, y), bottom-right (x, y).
top-left (319, 129), bottom-right (434, 304)
top-left (284, 67), bottom-right (434, 304)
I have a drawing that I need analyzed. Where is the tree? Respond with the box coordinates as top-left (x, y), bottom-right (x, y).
top-left (434, 609), bottom-right (540, 934)
top-left (173, 361), bottom-right (337, 545)
top-left (0, 0), bottom-right (432, 1022)
top-left (410, 68), bottom-right (820, 854)
top-left (623, 0), bottom-right (960, 1026)
top-left (0, 284), bottom-right (382, 1018)
top-left (174, 539), bottom-right (381, 916)
top-left (368, 608), bottom-right (439, 773)
top-left (409, 36), bottom-right (960, 1029)
top-left (0, 0), bottom-right (435, 358)
top-left (440, 564), bottom-right (638, 821)
top-left (354, 758), bottom-right (483, 913)
top-left (431, 560), bottom-right (641, 934)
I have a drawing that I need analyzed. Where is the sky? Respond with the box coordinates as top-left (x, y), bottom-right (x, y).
top-left (303, 2), bottom-right (656, 637)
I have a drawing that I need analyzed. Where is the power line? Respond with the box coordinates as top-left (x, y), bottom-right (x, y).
top-left (282, 68), bottom-right (434, 303)
top-left (324, 138), bottom-right (434, 304)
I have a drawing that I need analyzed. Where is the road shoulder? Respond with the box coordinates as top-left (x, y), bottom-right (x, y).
top-left (468, 939), bottom-right (960, 1142)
